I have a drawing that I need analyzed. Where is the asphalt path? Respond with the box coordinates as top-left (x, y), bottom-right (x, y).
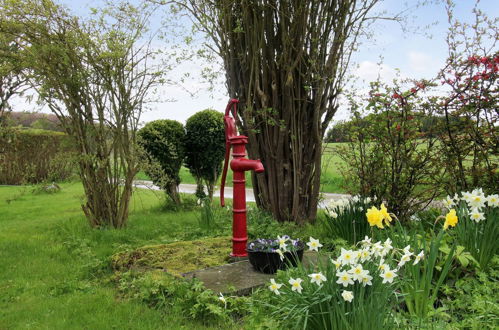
top-left (133, 180), bottom-right (350, 209)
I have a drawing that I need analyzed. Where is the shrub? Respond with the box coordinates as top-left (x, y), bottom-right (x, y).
top-left (336, 80), bottom-right (443, 220)
top-left (0, 128), bottom-right (77, 184)
top-left (184, 109), bottom-right (225, 200)
top-left (436, 54), bottom-right (498, 194)
top-left (137, 120), bottom-right (185, 204)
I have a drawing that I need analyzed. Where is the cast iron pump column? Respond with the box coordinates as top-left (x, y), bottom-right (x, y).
top-left (220, 99), bottom-right (264, 257)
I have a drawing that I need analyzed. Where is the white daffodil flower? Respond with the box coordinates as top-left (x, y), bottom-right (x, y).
top-left (336, 270), bottom-right (354, 287)
top-left (308, 272), bottom-right (327, 286)
top-left (466, 189), bottom-right (486, 210)
top-left (380, 267), bottom-right (398, 284)
top-left (359, 248), bottom-right (371, 262)
top-left (277, 235), bottom-right (288, 249)
top-left (360, 273), bottom-right (373, 287)
top-left (378, 259), bottom-right (388, 272)
top-left (306, 237), bottom-right (323, 252)
top-left (330, 258), bottom-right (342, 268)
top-left (348, 264), bottom-right (365, 282)
top-left (268, 279), bottom-right (283, 295)
top-left (288, 277), bottom-right (303, 293)
top-left (413, 250), bottom-right (424, 265)
top-left (443, 195), bottom-right (455, 208)
top-left (339, 248), bottom-right (355, 265)
top-left (329, 211), bottom-right (338, 218)
top-left (371, 241), bottom-right (383, 257)
top-left (469, 208), bottom-right (485, 222)
top-left (487, 194), bottom-right (499, 207)
top-left (341, 290), bottom-right (354, 302)
top-left (397, 253), bottom-right (413, 268)
top-left (361, 236), bottom-right (372, 247)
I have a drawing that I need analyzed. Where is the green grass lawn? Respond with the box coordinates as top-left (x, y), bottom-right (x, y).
top-left (136, 143), bottom-right (348, 194)
top-left (0, 183), bottom-right (235, 329)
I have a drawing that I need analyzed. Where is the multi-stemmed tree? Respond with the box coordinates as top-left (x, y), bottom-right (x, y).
top-left (0, 0), bottom-right (164, 228)
top-left (174, 0), bottom-right (386, 223)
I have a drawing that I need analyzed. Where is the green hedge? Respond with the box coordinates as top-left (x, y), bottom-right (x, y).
top-left (0, 128), bottom-right (77, 184)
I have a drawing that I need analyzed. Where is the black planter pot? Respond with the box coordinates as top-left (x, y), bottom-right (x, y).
top-left (247, 242), bottom-right (304, 274)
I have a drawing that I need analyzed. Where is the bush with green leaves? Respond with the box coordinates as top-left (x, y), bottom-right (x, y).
top-left (184, 109), bottom-right (225, 200)
top-left (0, 128), bottom-right (77, 184)
top-left (138, 120), bottom-right (185, 204)
top-left (336, 80), bottom-right (443, 221)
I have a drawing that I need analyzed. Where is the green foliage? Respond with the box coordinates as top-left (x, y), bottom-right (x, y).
top-left (440, 263), bottom-right (499, 328)
top-left (0, 127), bottom-right (77, 184)
top-left (184, 109), bottom-right (225, 200)
top-left (138, 119), bottom-right (186, 204)
top-left (116, 270), bottom-right (249, 325)
top-left (397, 229), bottom-right (456, 321)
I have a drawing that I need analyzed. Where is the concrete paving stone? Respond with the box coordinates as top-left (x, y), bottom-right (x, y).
top-left (182, 251), bottom-right (329, 295)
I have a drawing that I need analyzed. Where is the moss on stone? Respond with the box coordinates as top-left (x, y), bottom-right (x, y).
top-left (111, 236), bottom-right (232, 276)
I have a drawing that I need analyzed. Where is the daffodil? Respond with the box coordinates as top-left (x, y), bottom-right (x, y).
top-left (487, 194), bottom-right (499, 207)
top-left (360, 273), bottom-right (373, 287)
top-left (341, 290), bottom-right (354, 302)
top-left (380, 267), bottom-right (398, 284)
top-left (288, 277), bottom-right (303, 293)
top-left (442, 195), bottom-right (455, 208)
top-left (336, 270), bottom-right (354, 287)
top-left (306, 237), bottom-right (323, 252)
top-left (348, 264), bottom-right (365, 282)
top-left (329, 210), bottom-right (338, 218)
top-left (469, 208), bottom-right (485, 222)
top-left (308, 272), bottom-right (327, 286)
top-left (366, 206), bottom-right (384, 228)
top-left (360, 235), bottom-right (372, 247)
top-left (359, 248), bottom-right (371, 262)
top-left (330, 258), bottom-right (342, 268)
top-left (443, 209), bottom-right (458, 230)
top-left (397, 252), bottom-right (413, 268)
top-left (338, 248), bottom-right (355, 265)
top-left (413, 250), bottom-right (424, 265)
top-left (380, 203), bottom-right (393, 226)
top-left (268, 279), bottom-right (283, 295)
top-left (277, 235), bottom-right (288, 249)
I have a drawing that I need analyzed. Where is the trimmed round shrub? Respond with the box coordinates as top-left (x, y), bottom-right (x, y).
top-left (137, 120), bottom-right (185, 204)
top-left (184, 110), bottom-right (225, 199)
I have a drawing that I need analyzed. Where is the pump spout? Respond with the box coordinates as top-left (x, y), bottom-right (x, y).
top-left (230, 158), bottom-right (264, 173)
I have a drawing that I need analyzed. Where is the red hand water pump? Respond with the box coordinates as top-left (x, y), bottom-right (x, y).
top-left (220, 99), bottom-right (264, 257)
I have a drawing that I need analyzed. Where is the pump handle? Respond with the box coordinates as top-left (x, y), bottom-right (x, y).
top-left (220, 99), bottom-right (239, 207)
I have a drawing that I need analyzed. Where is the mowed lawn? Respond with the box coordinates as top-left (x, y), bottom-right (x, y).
top-left (0, 183), bottom-right (233, 329)
top-left (136, 143), bottom-right (348, 194)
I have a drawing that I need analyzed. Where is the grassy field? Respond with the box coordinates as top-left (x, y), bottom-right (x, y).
top-left (136, 143), bottom-right (347, 194)
top-left (0, 183), bottom-right (236, 329)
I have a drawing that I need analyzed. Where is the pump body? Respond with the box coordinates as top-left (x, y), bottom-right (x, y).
top-left (220, 99), bottom-right (264, 257)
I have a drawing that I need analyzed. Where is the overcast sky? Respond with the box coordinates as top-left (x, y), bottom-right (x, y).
top-left (11, 0), bottom-right (499, 126)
